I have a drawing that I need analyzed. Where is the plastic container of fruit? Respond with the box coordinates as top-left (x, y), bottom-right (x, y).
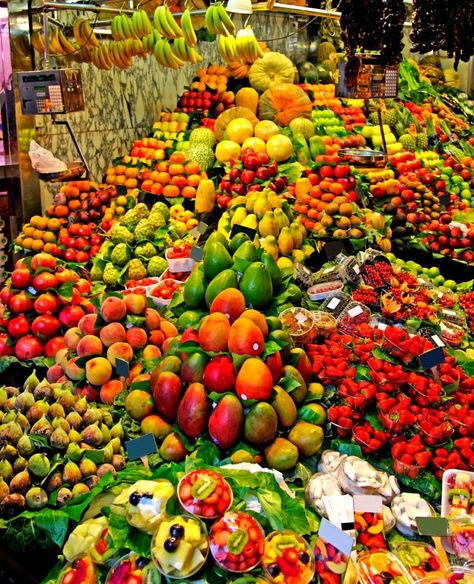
top-left (125, 277), bottom-right (161, 292)
top-left (320, 291), bottom-right (352, 319)
top-left (337, 301), bottom-right (371, 334)
top-left (159, 268), bottom-right (191, 283)
top-left (311, 311), bottom-right (337, 338)
top-left (392, 456), bottom-right (423, 480)
top-left (339, 149), bottom-right (387, 167)
top-left (408, 378), bottom-right (445, 408)
top-left (340, 256), bottom-right (362, 284)
top-left (441, 469), bottom-right (474, 519)
top-left (230, 577), bottom-right (272, 584)
top-left (314, 264), bottom-right (342, 283)
top-left (261, 530), bottom-right (315, 584)
top-left (356, 550), bottom-right (415, 584)
top-left (445, 565), bottom-right (474, 584)
top-left (307, 280), bottom-right (344, 301)
top-left (105, 552), bottom-right (161, 584)
top-left (352, 424), bottom-right (387, 454)
top-left (444, 517), bottom-right (474, 560)
top-left (376, 404), bottom-right (411, 435)
top-left (148, 278), bottom-right (183, 307)
top-left (56, 555), bottom-right (97, 584)
top-left (279, 308), bottom-right (316, 345)
top-left (439, 307), bottom-right (466, 329)
top-left (393, 542), bottom-right (446, 583)
top-left (417, 418), bottom-right (454, 447)
top-left (150, 514), bottom-right (209, 580)
top-left (165, 247), bottom-right (197, 273)
top-left (177, 469), bottom-right (233, 520)
top-left (439, 320), bottom-right (466, 347)
top-left (209, 511), bottom-right (265, 573)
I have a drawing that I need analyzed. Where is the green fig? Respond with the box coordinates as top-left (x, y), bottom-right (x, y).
top-left (78, 458), bottom-right (97, 477)
top-left (97, 463), bottom-right (116, 478)
top-left (103, 443), bottom-right (113, 463)
top-left (101, 410), bottom-right (113, 428)
top-left (100, 424), bottom-right (111, 444)
top-left (0, 493), bottom-right (25, 517)
top-left (30, 416), bottom-right (53, 437)
top-left (45, 471), bottom-right (62, 493)
top-left (17, 435), bottom-right (35, 457)
top-left (110, 422), bottom-right (124, 439)
top-left (109, 436), bottom-right (121, 453)
top-left (68, 429), bottom-right (82, 444)
top-left (84, 475), bottom-right (99, 489)
top-left (81, 424), bottom-right (103, 447)
top-left (25, 486), bottom-right (48, 510)
top-left (16, 413), bottom-right (30, 432)
top-left (28, 453), bottom-right (51, 478)
top-left (74, 397), bottom-right (88, 416)
top-left (0, 444), bottom-right (18, 461)
top-left (4, 397), bottom-right (17, 411)
top-left (65, 442), bottom-right (83, 462)
top-left (26, 401), bottom-right (50, 423)
top-left (112, 454), bottom-right (125, 470)
top-left (50, 427), bottom-right (70, 450)
top-left (62, 461), bottom-right (82, 485)
top-left (0, 421), bottom-right (23, 444)
top-left (13, 456), bottom-right (28, 474)
top-left (82, 408), bottom-right (102, 426)
top-left (10, 470), bottom-right (31, 493)
top-left (14, 391), bottom-right (35, 413)
top-left (0, 459), bottom-right (13, 482)
top-left (71, 483), bottom-right (90, 498)
top-left (66, 411), bottom-right (83, 430)
top-left (2, 411), bottom-right (16, 423)
top-left (5, 386), bottom-right (19, 397)
top-left (0, 478), bottom-right (9, 503)
top-left (23, 370), bottom-right (40, 393)
top-left (0, 388), bottom-right (8, 408)
top-left (52, 417), bottom-right (71, 433)
top-left (48, 403), bottom-right (66, 419)
top-left (56, 487), bottom-right (72, 507)
top-left (58, 390), bottom-right (77, 412)
top-left (33, 381), bottom-right (54, 401)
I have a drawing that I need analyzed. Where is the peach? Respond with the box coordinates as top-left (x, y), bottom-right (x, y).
top-left (160, 319), bottom-right (178, 339)
top-left (144, 308), bottom-right (161, 331)
top-left (99, 322), bottom-right (126, 347)
top-left (78, 313), bottom-right (98, 336)
top-left (47, 363), bottom-right (64, 383)
top-left (100, 296), bottom-right (127, 323)
top-left (65, 357), bottom-right (85, 381)
top-left (55, 347), bottom-right (69, 367)
top-left (64, 327), bottom-right (81, 350)
top-left (85, 356), bottom-right (112, 386)
top-left (76, 334), bottom-right (103, 357)
top-left (107, 341), bottom-right (134, 367)
top-left (100, 379), bottom-right (124, 405)
top-left (124, 293), bottom-right (147, 316)
top-left (126, 362), bottom-right (144, 384)
top-left (131, 373), bottom-right (151, 384)
top-left (126, 327), bottom-right (148, 349)
top-left (142, 345), bottom-right (162, 363)
top-left (149, 329), bottom-right (165, 347)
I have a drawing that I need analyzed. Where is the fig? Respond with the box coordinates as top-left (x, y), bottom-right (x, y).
top-left (103, 443), bottom-right (114, 464)
top-left (56, 487), bottom-right (72, 507)
top-left (71, 483), bottom-right (90, 498)
top-left (0, 388), bottom-right (8, 408)
top-left (110, 422), bottom-right (124, 439)
top-left (0, 493), bottom-right (25, 517)
top-left (45, 471), bottom-right (62, 493)
top-left (33, 382), bottom-right (53, 401)
top-left (102, 410), bottom-right (113, 428)
top-left (30, 416), bottom-right (53, 437)
top-left (48, 403), bottom-right (66, 419)
top-left (17, 435), bottom-right (35, 457)
top-left (5, 386), bottom-right (19, 397)
top-left (97, 463), bottom-right (116, 479)
top-left (66, 411), bottom-right (83, 430)
top-left (81, 424), bottom-right (103, 447)
top-left (50, 427), bottom-right (70, 450)
top-left (65, 443), bottom-right (83, 463)
top-left (16, 413), bottom-right (30, 432)
top-left (2, 411), bottom-right (16, 423)
top-left (28, 453), bottom-right (51, 478)
top-left (112, 454), bottom-right (126, 470)
top-left (23, 371), bottom-right (40, 393)
top-left (25, 487), bottom-right (48, 510)
top-left (13, 456), bottom-right (28, 473)
top-left (62, 461), bottom-right (82, 485)
top-left (79, 458), bottom-right (97, 478)
top-left (84, 475), bottom-right (99, 489)
top-left (82, 408), bottom-right (102, 426)
top-left (58, 390), bottom-right (77, 412)
top-left (0, 478), bottom-right (10, 503)
top-left (109, 437), bottom-right (121, 453)
top-left (4, 397), bottom-right (17, 411)
top-left (0, 460), bottom-right (13, 482)
top-left (68, 429), bottom-right (82, 444)
top-left (0, 421), bottom-right (23, 445)
top-left (0, 444), bottom-right (18, 461)
top-left (14, 391), bottom-right (35, 413)
top-left (10, 470), bottom-right (31, 493)
top-left (26, 401), bottom-right (50, 423)
top-left (74, 397), bottom-right (88, 416)
top-left (100, 424), bottom-right (111, 444)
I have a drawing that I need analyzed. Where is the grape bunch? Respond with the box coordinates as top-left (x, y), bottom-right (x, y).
top-left (409, 0), bottom-right (451, 54)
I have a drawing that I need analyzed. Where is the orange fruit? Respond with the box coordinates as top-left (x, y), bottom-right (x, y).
top-left (186, 174), bottom-right (201, 187)
top-left (266, 134), bottom-right (293, 162)
top-left (157, 171), bottom-right (170, 185)
top-left (184, 161), bottom-right (200, 175)
top-left (115, 175), bottom-right (126, 185)
top-left (171, 175), bottom-right (187, 188)
top-left (47, 218), bottom-right (61, 231)
top-left (125, 167), bottom-right (138, 178)
top-left (22, 237), bottom-right (33, 249)
top-left (125, 178), bottom-right (138, 189)
top-left (181, 186), bottom-right (196, 199)
top-left (114, 164), bottom-right (126, 175)
top-left (163, 185), bottom-right (180, 198)
top-left (225, 118), bottom-right (254, 144)
top-left (23, 225), bottom-right (35, 237)
top-left (156, 161), bottom-right (169, 172)
top-left (169, 163), bottom-right (184, 176)
top-left (43, 231), bottom-right (57, 243)
top-left (169, 151), bottom-right (186, 164)
top-left (31, 239), bottom-right (44, 251)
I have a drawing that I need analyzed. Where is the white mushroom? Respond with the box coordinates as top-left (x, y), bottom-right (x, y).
top-left (305, 472), bottom-right (343, 516)
top-left (391, 493), bottom-right (433, 536)
top-left (318, 450), bottom-right (347, 475)
top-left (378, 472), bottom-right (401, 503)
top-left (338, 456), bottom-right (384, 495)
top-left (383, 504), bottom-right (396, 533)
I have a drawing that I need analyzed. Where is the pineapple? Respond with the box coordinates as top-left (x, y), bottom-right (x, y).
top-left (416, 133), bottom-right (428, 149)
top-left (400, 134), bottom-right (416, 152)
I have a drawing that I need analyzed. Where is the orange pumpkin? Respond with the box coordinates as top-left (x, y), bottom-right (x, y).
top-left (258, 83), bottom-right (312, 126)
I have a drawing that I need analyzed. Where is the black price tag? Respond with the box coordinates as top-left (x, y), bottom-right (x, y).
top-left (230, 223), bottom-right (257, 240)
top-left (115, 357), bottom-right (130, 377)
top-left (197, 222), bottom-right (208, 234)
top-left (439, 194), bottom-right (450, 206)
top-left (419, 347), bottom-right (445, 371)
top-left (125, 433), bottom-right (158, 461)
top-left (190, 246), bottom-right (204, 261)
top-left (116, 185), bottom-right (127, 196)
top-left (305, 250), bottom-right (323, 269)
top-left (324, 240), bottom-right (346, 260)
top-left (428, 134), bottom-right (439, 147)
top-left (415, 517), bottom-right (448, 537)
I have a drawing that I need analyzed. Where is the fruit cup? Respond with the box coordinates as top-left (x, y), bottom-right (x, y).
top-left (177, 469), bottom-right (233, 520)
top-left (439, 321), bottom-right (465, 347)
top-left (314, 536), bottom-right (351, 584)
top-left (262, 530), bottom-right (315, 584)
top-left (356, 550), bottom-right (414, 584)
top-left (280, 308), bottom-right (316, 345)
top-left (393, 542), bottom-right (446, 583)
top-left (445, 565), bottom-right (474, 584)
top-left (308, 281), bottom-right (344, 302)
top-left (57, 555), bottom-right (97, 584)
top-left (352, 423), bottom-right (388, 455)
top-left (337, 302), bottom-right (371, 335)
top-left (441, 469), bottom-right (474, 519)
top-left (150, 514), bottom-right (209, 580)
top-left (354, 509), bottom-right (387, 552)
top-left (311, 311), bottom-right (338, 338)
top-left (231, 577), bottom-right (272, 584)
top-left (209, 511), bottom-right (265, 573)
top-left (106, 552), bottom-right (161, 584)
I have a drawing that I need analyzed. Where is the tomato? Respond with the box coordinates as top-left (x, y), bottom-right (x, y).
top-left (67, 223), bottom-right (81, 236)
top-left (31, 272), bottom-right (58, 292)
top-left (31, 252), bottom-right (56, 272)
top-left (11, 268), bottom-right (31, 289)
top-left (44, 335), bottom-right (67, 357)
top-left (34, 292), bottom-right (59, 315)
top-left (75, 250), bottom-right (90, 263)
top-left (31, 314), bottom-right (61, 339)
top-left (9, 291), bottom-right (34, 314)
top-left (7, 315), bottom-right (30, 337)
top-left (59, 305), bottom-right (85, 328)
top-left (75, 236), bottom-right (89, 251)
top-left (15, 335), bottom-right (44, 360)
top-left (56, 268), bottom-right (78, 285)
top-left (0, 333), bottom-right (14, 356)
top-left (78, 224), bottom-right (91, 237)
top-left (90, 233), bottom-right (102, 246)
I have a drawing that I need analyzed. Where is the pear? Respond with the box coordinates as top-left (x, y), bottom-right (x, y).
top-left (50, 426), bottom-right (70, 450)
top-left (241, 213), bottom-right (258, 230)
top-left (230, 206), bottom-right (248, 227)
top-left (261, 236), bottom-right (279, 260)
top-left (277, 226), bottom-right (294, 256)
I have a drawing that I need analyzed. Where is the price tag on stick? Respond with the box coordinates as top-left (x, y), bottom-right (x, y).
top-left (115, 358), bottom-right (130, 378)
top-left (125, 434), bottom-right (158, 470)
top-left (415, 517), bottom-right (448, 537)
top-left (190, 246), bottom-right (204, 261)
top-left (230, 223), bottom-right (257, 240)
top-left (419, 347), bottom-right (445, 383)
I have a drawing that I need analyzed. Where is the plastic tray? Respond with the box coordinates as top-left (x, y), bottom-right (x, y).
top-left (148, 278), bottom-right (182, 307)
top-left (320, 291), bottom-right (352, 318)
top-left (337, 301), bottom-right (371, 334)
top-left (165, 248), bottom-right (197, 273)
top-left (441, 469), bottom-right (474, 519)
top-left (308, 280), bottom-right (344, 301)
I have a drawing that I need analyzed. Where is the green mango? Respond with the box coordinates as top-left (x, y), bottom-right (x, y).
top-left (285, 283), bottom-right (303, 305)
top-left (281, 364), bottom-right (307, 405)
top-left (261, 251), bottom-right (282, 292)
top-left (183, 266), bottom-right (206, 309)
top-left (239, 262), bottom-right (273, 309)
top-left (269, 329), bottom-right (292, 362)
top-left (244, 402), bottom-right (278, 446)
top-left (232, 241), bottom-right (259, 272)
top-left (205, 269), bottom-right (238, 307)
top-left (180, 352), bottom-right (208, 384)
top-left (203, 241), bottom-right (233, 280)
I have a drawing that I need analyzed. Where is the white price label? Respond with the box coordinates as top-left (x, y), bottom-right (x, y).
top-left (353, 264), bottom-right (360, 274)
top-left (348, 305), bottom-right (363, 318)
top-left (443, 309), bottom-right (457, 316)
top-left (377, 322), bottom-right (387, 331)
top-left (324, 267), bottom-right (336, 274)
top-left (327, 297), bottom-right (341, 310)
top-left (431, 334), bottom-right (445, 348)
top-left (295, 313), bottom-right (307, 324)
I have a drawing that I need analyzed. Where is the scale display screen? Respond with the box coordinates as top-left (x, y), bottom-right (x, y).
top-left (335, 55), bottom-right (399, 99)
top-left (17, 69), bottom-right (85, 115)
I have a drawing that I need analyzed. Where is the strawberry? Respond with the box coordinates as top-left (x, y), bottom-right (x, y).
top-left (414, 451), bottom-right (431, 467)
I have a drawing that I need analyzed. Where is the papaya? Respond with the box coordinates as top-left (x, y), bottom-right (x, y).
top-left (264, 437), bottom-right (298, 472)
top-left (271, 385), bottom-right (297, 429)
top-left (208, 394), bottom-right (244, 451)
top-left (203, 241), bottom-right (233, 280)
top-left (281, 365), bottom-right (307, 405)
top-left (205, 269), bottom-right (238, 307)
top-left (232, 241), bottom-right (259, 272)
top-left (177, 382), bottom-right (210, 439)
top-left (239, 262), bottom-right (273, 309)
top-left (288, 421), bottom-right (324, 457)
top-left (228, 317), bottom-right (265, 356)
top-left (205, 231), bottom-right (229, 250)
top-left (180, 352), bottom-right (208, 384)
top-left (229, 232), bottom-right (251, 254)
top-left (183, 267), bottom-right (206, 309)
top-left (261, 251), bottom-right (282, 292)
top-left (243, 402), bottom-right (278, 445)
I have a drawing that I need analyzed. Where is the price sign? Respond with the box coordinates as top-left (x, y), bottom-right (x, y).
top-left (419, 347), bottom-right (445, 371)
top-left (125, 434), bottom-right (158, 462)
top-left (116, 185), bottom-right (127, 195)
top-left (415, 517), bottom-right (448, 537)
top-left (230, 223), bottom-right (257, 240)
top-left (115, 357), bottom-right (130, 378)
top-left (190, 246), bottom-right (203, 261)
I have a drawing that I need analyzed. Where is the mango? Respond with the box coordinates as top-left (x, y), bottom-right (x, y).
top-left (141, 414), bottom-right (173, 441)
top-left (239, 262), bottom-right (273, 310)
top-left (297, 403), bottom-right (326, 426)
top-left (288, 421), bottom-right (324, 458)
top-left (205, 269), bottom-right (238, 307)
top-left (177, 383), bottom-right (209, 440)
top-left (281, 365), bottom-right (307, 405)
top-left (210, 288), bottom-right (246, 322)
top-left (244, 402), bottom-right (278, 445)
top-left (183, 267), bottom-right (206, 309)
top-left (203, 355), bottom-right (235, 393)
top-left (180, 352), bottom-right (208, 384)
top-left (290, 348), bottom-right (312, 384)
top-left (269, 329), bottom-right (292, 362)
top-left (124, 390), bottom-right (154, 421)
top-left (203, 241), bottom-right (233, 280)
top-left (159, 432), bottom-right (187, 462)
top-left (208, 394), bottom-right (244, 451)
top-left (235, 358), bottom-right (273, 401)
top-left (198, 313), bottom-right (230, 352)
top-left (150, 355), bottom-right (182, 378)
top-left (228, 317), bottom-right (264, 356)
top-left (265, 350), bottom-right (283, 383)
top-left (240, 309), bottom-right (269, 337)
top-left (264, 438), bottom-right (298, 472)
top-left (271, 385), bottom-right (297, 429)
top-left (151, 371), bottom-right (182, 422)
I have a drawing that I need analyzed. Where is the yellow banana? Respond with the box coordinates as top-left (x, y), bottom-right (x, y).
top-left (111, 15), bottom-right (124, 41)
top-left (31, 31), bottom-right (45, 53)
top-left (172, 37), bottom-right (187, 61)
top-left (205, 5), bottom-right (219, 35)
top-left (215, 2), bottom-right (236, 35)
top-left (163, 5), bottom-right (183, 38)
top-left (124, 38), bottom-right (135, 58)
top-left (48, 27), bottom-right (64, 55)
top-left (79, 19), bottom-right (99, 49)
top-left (187, 45), bottom-right (203, 64)
top-left (236, 28), bottom-right (250, 62)
top-left (153, 39), bottom-right (167, 66)
top-left (58, 29), bottom-right (76, 55)
top-left (121, 15), bottom-right (135, 39)
top-left (226, 35), bottom-right (239, 61)
top-left (217, 34), bottom-right (231, 64)
top-left (138, 10), bottom-right (153, 36)
top-left (181, 8), bottom-right (197, 47)
top-left (72, 17), bottom-right (86, 44)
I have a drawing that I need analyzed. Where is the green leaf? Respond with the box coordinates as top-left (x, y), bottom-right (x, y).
top-left (62, 471), bottom-right (116, 522)
top-left (169, 291), bottom-right (184, 309)
top-left (58, 281), bottom-right (74, 302)
top-left (125, 315), bottom-right (146, 327)
top-left (108, 511), bottom-right (152, 557)
top-left (280, 376), bottom-right (302, 394)
top-left (355, 365), bottom-right (371, 381)
top-left (330, 438), bottom-right (362, 457)
top-left (456, 279), bottom-right (474, 293)
top-left (371, 345), bottom-right (398, 364)
top-left (262, 341), bottom-right (282, 360)
top-left (33, 509), bottom-right (70, 548)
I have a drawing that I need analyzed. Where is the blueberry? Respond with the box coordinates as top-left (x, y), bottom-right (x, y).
top-left (129, 491), bottom-right (141, 505)
top-left (136, 557), bottom-right (148, 569)
top-left (268, 563), bottom-right (280, 577)
top-left (164, 537), bottom-right (179, 552)
top-left (170, 524), bottom-right (185, 539)
top-left (299, 551), bottom-right (310, 564)
top-left (380, 571), bottom-right (393, 583)
top-left (421, 562), bottom-right (432, 572)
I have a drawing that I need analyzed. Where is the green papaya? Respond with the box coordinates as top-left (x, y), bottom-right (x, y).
top-left (203, 241), bottom-right (233, 280)
top-left (232, 241), bottom-right (259, 272)
top-left (183, 267), bottom-right (206, 309)
top-left (205, 231), bottom-right (230, 250)
top-left (229, 232), bottom-right (251, 254)
top-left (261, 251), bottom-right (282, 292)
top-left (205, 269), bottom-right (238, 307)
top-left (239, 262), bottom-right (273, 309)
